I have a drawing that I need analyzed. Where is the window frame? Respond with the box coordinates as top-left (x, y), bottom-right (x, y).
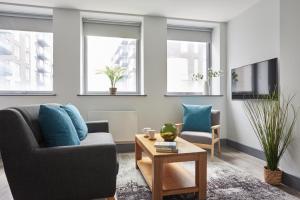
top-left (82, 18), bottom-right (142, 95)
top-left (0, 28), bottom-right (54, 95)
top-left (166, 40), bottom-right (212, 96)
top-left (83, 35), bottom-right (141, 95)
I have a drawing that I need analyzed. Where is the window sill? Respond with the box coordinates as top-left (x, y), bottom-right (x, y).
top-left (77, 94), bottom-right (147, 97)
top-left (0, 93), bottom-right (57, 96)
top-left (165, 93), bottom-right (224, 97)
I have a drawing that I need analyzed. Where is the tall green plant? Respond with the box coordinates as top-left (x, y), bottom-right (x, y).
top-left (244, 93), bottom-right (297, 171)
top-left (99, 66), bottom-right (126, 88)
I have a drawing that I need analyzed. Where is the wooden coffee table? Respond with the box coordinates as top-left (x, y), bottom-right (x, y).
top-left (135, 133), bottom-right (207, 200)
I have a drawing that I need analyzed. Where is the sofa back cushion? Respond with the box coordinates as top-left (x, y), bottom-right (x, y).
top-left (38, 105), bottom-right (80, 147)
top-left (13, 105), bottom-right (45, 145)
top-left (182, 104), bottom-right (212, 132)
top-left (12, 104), bottom-right (61, 146)
top-left (61, 104), bottom-right (88, 140)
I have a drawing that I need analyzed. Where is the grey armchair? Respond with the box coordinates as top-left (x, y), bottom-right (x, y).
top-left (176, 110), bottom-right (221, 160)
top-left (0, 104), bottom-right (118, 200)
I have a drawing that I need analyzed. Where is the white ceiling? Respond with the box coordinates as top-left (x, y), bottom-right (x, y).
top-left (0, 0), bottom-right (260, 22)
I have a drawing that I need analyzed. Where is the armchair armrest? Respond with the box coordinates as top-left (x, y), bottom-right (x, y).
top-left (211, 125), bottom-right (221, 130)
top-left (175, 123), bottom-right (220, 133)
top-left (211, 125), bottom-right (221, 140)
top-left (86, 120), bottom-right (109, 133)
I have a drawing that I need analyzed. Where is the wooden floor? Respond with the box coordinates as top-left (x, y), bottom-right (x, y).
top-left (221, 146), bottom-right (300, 198)
top-left (0, 146), bottom-right (299, 199)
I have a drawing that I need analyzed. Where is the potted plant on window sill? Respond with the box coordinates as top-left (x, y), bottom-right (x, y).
top-left (98, 66), bottom-right (126, 95)
top-left (192, 69), bottom-right (222, 95)
top-left (244, 93), bottom-right (298, 185)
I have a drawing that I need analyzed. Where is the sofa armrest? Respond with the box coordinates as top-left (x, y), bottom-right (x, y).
top-left (31, 144), bottom-right (118, 198)
top-left (33, 144), bottom-right (117, 173)
top-left (86, 120), bottom-right (109, 133)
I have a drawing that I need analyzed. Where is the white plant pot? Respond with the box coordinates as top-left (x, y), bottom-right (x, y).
top-left (204, 80), bottom-right (210, 95)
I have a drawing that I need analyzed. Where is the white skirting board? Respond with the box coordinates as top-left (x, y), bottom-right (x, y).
top-left (87, 110), bottom-right (137, 143)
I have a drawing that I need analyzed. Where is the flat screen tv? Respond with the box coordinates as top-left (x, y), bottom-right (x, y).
top-left (231, 58), bottom-right (278, 99)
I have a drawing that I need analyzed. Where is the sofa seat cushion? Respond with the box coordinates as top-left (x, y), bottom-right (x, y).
top-left (80, 132), bottom-right (115, 146)
top-left (181, 131), bottom-right (212, 144)
top-left (81, 132), bottom-right (119, 175)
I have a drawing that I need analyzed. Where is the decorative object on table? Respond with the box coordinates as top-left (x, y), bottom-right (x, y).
top-left (177, 104), bottom-right (222, 160)
top-left (156, 148), bottom-right (178, 153)
top-left (160, 123), bottom-right (177, 141)
top-left (148, 129), bottom-right (156, 140)
top-left (142, 127), bottom-right (151, 138)
top-left (244, 92), bottom-right (298, 185)
top-left (192, 68), bottom-right (222, 95)
top-left (97, 66), bottom-right (126, 95)
top-left (154, 141), bottom-right (178, 153)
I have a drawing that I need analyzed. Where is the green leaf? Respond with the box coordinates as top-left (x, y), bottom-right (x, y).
top-left (244, 92), bottom-right (298, 171)
top-left (99, 65), bottom-right (127, 88)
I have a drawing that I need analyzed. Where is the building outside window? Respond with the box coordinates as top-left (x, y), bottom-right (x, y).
top-left (167, 26), bottom-right (212, 94)
top-left (0, 14), bottom-right (53, 94)
top-left (167, 40), bottom-right (208, 93)
top-left (83, 19), bottom-right (141, 94)
top-left (0, 30), bottom-right (53, 92)
top-left (85, 36), bottom-right (137, 93)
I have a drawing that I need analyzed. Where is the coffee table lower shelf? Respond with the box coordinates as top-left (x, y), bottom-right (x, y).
top-left (137, 157), bottom-right (198, 196)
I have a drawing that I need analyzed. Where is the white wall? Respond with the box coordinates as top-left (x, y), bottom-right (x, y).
top-left (0, 9), bottom-right (227, 142)
top-left (227, 0), bottom-right (280, 150)
top-left (227, 0), bottom-right (300, 179)
top-left (212, 23), bottom-right (227, 96)
top-left (53, 9), bottom-right (82, 97)
top-left (279, 0), bottom-right (300, 179)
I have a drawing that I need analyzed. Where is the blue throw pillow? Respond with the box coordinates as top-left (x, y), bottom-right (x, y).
top-left (182, 104), bottom-right (212, 132)
top-left (38, 105), bottom-right (80, 147)
top-left (61, 104), bottom-right (88, 140)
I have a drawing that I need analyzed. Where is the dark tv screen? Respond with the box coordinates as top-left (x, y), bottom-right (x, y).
top-left (231, 58), bottom-right (278, 99)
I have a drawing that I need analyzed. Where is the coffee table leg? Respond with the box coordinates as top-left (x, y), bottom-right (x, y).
top-left (196, 153), bottom-right (207, 200)
top-left (135, 139), bottom-right (142, 169)
top-left (152, 157), bottom-right (162, 200)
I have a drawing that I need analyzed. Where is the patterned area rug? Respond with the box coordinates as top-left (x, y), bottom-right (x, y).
top-left (116, 153), bottom-right (298, 200)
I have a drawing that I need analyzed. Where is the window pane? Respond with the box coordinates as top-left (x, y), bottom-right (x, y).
top-left (0, 29), bottom-right (53, 92)
top-left (86, 36), bottom-right (137, 92)
top-left (167, 40), bottom-right (208, 93)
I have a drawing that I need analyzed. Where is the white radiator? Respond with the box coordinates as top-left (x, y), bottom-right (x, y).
top-left (87, 111), bottom-right (137, 143)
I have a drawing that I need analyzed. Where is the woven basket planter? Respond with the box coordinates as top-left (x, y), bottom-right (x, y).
top-left (264, 166), bottom-right (282, 185)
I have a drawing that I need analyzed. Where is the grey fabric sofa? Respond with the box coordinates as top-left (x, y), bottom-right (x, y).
top-left (0, 104), bottom-right (118, 200)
